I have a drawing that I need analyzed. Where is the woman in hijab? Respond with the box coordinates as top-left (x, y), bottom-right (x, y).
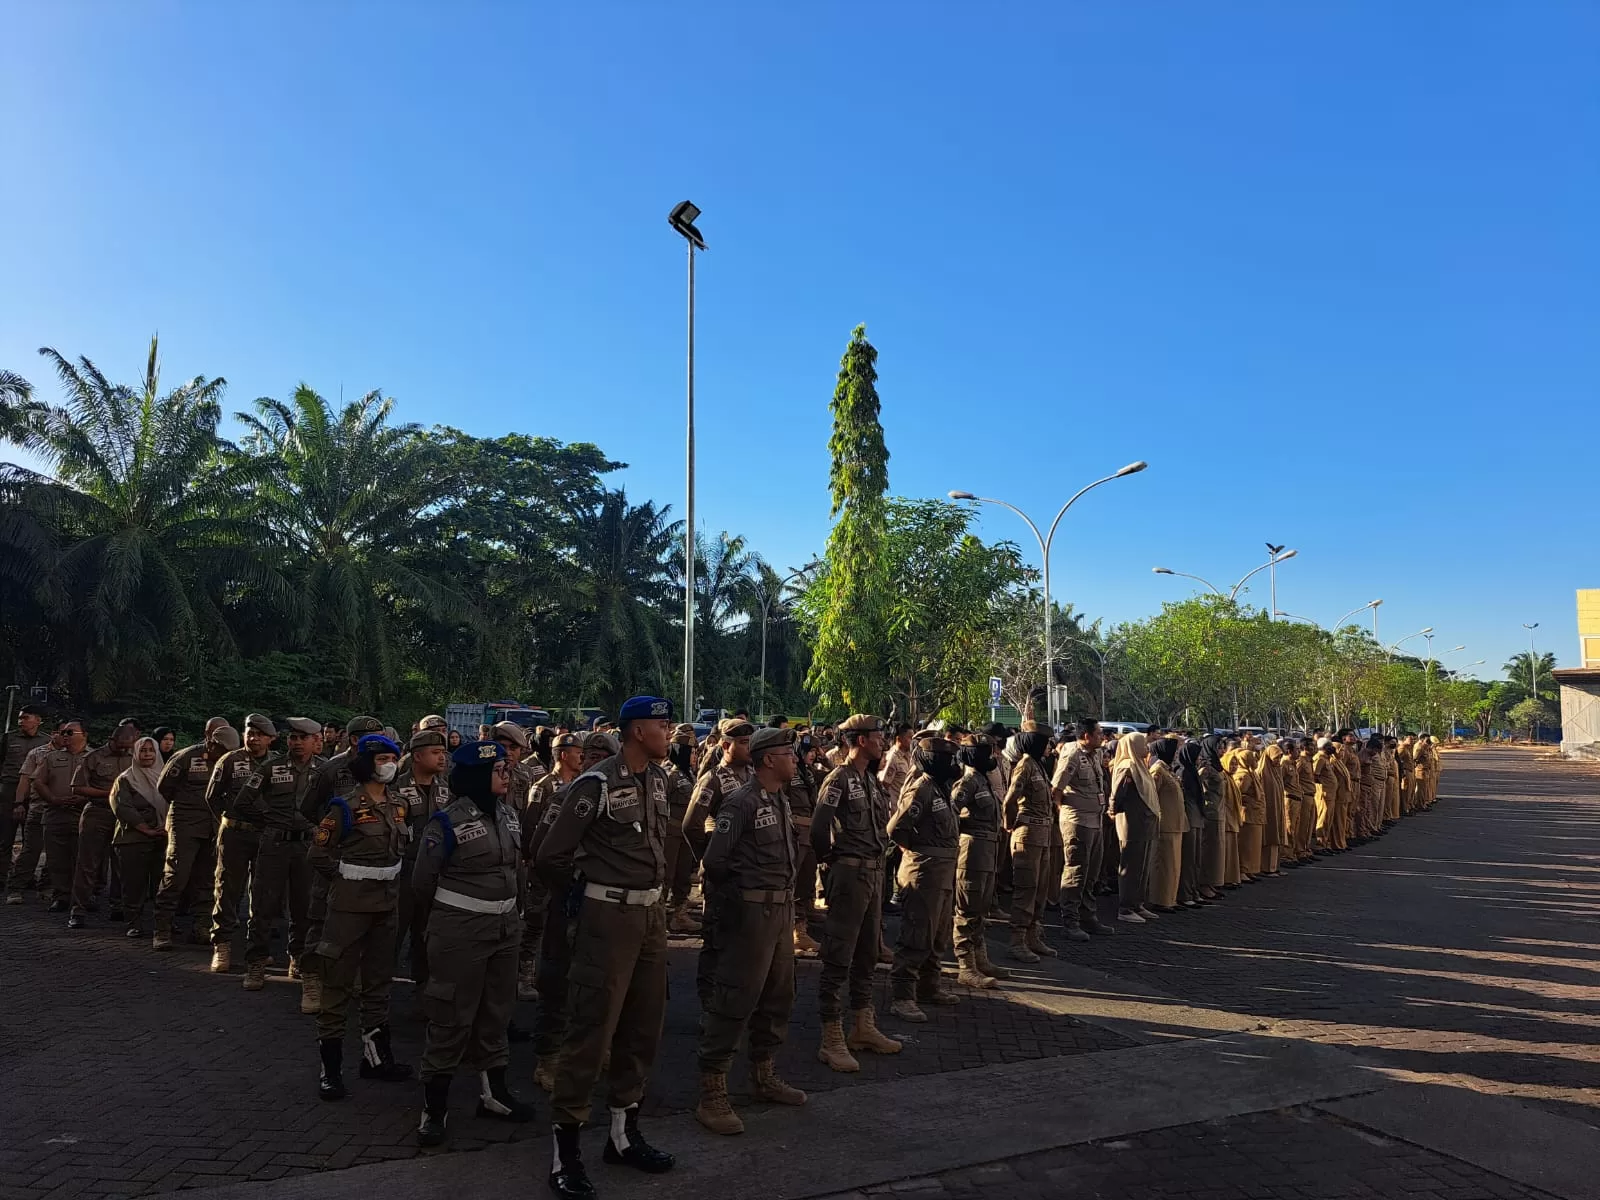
top-left (1174, 740), bottom-right (1210, 905)
top-left (110, 736), bottom-right (167, 939)
top-left (151, 726), bottom-right (177, 757)
top-left (1219, 738), bottom-right (1245, 886)
top-left (1108, 732), bottom-right (1161, 923)
top-left (1146, 737), bottom-right (1188, 912)
top-left (1003, 728), bottom-right (1057, 962)
top-left (1198, 735), bottom-right (1230, 897)
top-left (1228, 741), bottom-right (1264, 881)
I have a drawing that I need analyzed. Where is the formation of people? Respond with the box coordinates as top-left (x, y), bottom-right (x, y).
top-left (0, 699), bottom-right (1446, 1200)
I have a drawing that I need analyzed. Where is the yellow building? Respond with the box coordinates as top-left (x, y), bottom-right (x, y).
top-left (1556, 589), bottom-right (1600, 758)
top-left (1580, 589), bottom-right (1600, 668)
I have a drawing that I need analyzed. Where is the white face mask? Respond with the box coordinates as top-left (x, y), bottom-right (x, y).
top-left (374, 762), bottom-right (398, 783)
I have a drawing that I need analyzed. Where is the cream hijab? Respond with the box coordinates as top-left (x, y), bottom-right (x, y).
top-left (1110, 731), bottom-right (1159, 816)
top-left (121, 736), bottom-right (167, 822)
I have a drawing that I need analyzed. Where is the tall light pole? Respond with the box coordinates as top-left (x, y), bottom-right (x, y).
top-left (669, 201), bottom-right (706, 722)
top-left (1386, 626), bottom-right (1433, 660)
top-left (754, 563), bottom-right (814, 716)
top-left (950, 460), bottom-right (1147, 726)
top-left (1273, 599), bottom-right (1381, 632)
top-left (1522, 622), bottom-right (1540, 701)
top-left (1265, 543), bottom-right (1285, 618)
top-left (1062, 636), bottom-right (1123, 719)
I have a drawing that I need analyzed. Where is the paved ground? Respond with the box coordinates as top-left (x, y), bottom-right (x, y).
top-left (1, 746), bottom-right (1595, 1200)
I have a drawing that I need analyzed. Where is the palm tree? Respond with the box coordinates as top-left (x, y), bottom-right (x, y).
top-left (565, 489), bottom-right (681, 713)
top-left (237, 385), bottom-right (474, 706)
top-left (1501, 650), bottom-right (1557, 707)
top-left (3, 338), bottom-right (284, 700)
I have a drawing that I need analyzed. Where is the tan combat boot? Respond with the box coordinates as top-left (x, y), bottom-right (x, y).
top-left (1008, 929), bottom-right (1039, 963)
top-left (242, 960), bottom-right (266, 991)
top-left (534, 1054), bottom-right (557, 1092)
top-left (210, 943), bottom-right (232, 973)
top-left (793, 919), bottom-right (820, 956)
top-left (956, 952), bottom-right (998, 990)
top-left (888, 997), bottom-right (928, 1023)
top-left (694, 1072), bottom-right (744, 1135)
top-left (816, 1018), bottom-right (860, 1073)
top-left (848, 1006), bottom-right (903, 1055)
top-left (975, 941), bottom-right (1011, 980)
top-left (751, 1058), bottom-right (806, 1105)
top-left (152, 919), bottom-right (174, 952)
top-left (517, 958), bottom-right (539, 1000)
top-left (300, 974), bottom-right (323, 1015)
top-left (1026, 924), bottom-right (1058, 958)
top-left (668, 905), bottom-right (702, 935)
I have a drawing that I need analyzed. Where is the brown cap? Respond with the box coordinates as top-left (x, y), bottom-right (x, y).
top-left (283, 717), bottom-right (322, 736)
top-left (408, 730), bottom-right (447, 751)
top-left (491, 721), bottom-right (530, 748)
top-left (244, 713), bottom-right (277, 737)
top-left (750, 727), bottom-right (796, 757)
top-left (418, 713), bottom-right (448, 732)
top-left (211, 726), bottom-right (242, 751)
top-left (914, 728), bottom-right (959, 754)
top-left (671, 722), bottom-right (698, 743)
top-left (838, 714), bottom-right (883, 734)
top-left (717, 718), bottom-right (756, 738)
top-left (345, 715), bottom-right (383, 736)
top-left (553, 732), bottom-right (583, 751)
top-left (584, 731), bottom-right (618, 754)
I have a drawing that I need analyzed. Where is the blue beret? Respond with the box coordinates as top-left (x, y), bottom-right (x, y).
top-left (357, 734), bottom-right (401, 757)
top-left (452, 739), bottom-right (506, 766)
top-left (619, 696), bottom-right (673, 722)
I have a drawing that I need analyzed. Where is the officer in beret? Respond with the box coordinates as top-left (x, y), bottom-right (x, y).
top-left (537, 697), bottom-right (676, 1198)
top-left (412, 739), bottom-right (533, 1147)
top-left (528, 730), bottom-right (617, 1094)
top-left (519, 733), bottom-right (585, 1004)
top-left (205, 713), bottom-right (276, 968)
top-left (303, 715), bottom-right (385, 1013)
top-left (307, 733), bottom-right (414, 1100)
top-left (682, 717), bottom-right (755, 1008)
top-left (234, 716), bottom-right (325, 992)
top-left (693, 727), bottom-right (806, 1135)
top-left (810, 713), bottom-right (901, 1072)
top-left (395, 729), bottom-right (452, 986)
top-left (886, 730), bottom-right (964, 1021)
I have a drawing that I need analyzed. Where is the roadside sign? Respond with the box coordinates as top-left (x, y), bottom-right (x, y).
top-left (988, 677), bottom-right (1003, 706)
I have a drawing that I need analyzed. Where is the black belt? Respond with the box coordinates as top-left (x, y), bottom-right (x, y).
top-left (961, 830), bottom-right (998, 841)
top-left (832, 854), bottom-right (884, 869)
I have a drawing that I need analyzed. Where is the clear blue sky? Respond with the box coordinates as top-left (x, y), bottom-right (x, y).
top-left (4, 2), bottom-right (1596, 678)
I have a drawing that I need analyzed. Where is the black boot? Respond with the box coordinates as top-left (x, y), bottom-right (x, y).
top-left (358, 1025), bottom-right (415, 1082)
top-left (417, 1074), bottom-right (451, 1147)
top-left (476, 1066), bottom-right (534, 1122)
top-left (601, 1104), bottom-right (674, 1173)
top-left (549, 1123), bottom-right (595, 1199)
top-left (318, 1038), bottom-right (346, 1101)
top-left (507, 1019), bottom-right (533, 1043)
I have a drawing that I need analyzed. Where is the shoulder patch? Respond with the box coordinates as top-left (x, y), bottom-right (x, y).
top-left (571, 797), bottom-right (594, 820)
top-left (714, 815), bottom-right (733, 834)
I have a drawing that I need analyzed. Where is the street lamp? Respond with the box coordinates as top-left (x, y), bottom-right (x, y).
top-left (753, 563), bottom-right (815, 716)
top-left (1387, 627), bottom-right (1433, 658)
top-left (1059, 636), bottom-right (1124, 720)
top-left (1273, 598), bottom-right (1382, 635)
top-left (950, 459), bottom-right (1147, 726)
top-left (1522, 622), bottom-right (1540, 701)
top-left (668, 200), bottom-right (707, 723)
top-left (1152, 549), bottom-right (1298, 604)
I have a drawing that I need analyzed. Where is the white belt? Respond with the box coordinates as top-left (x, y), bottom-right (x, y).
top-left (339, 861), bottom-right (402, 881)
top-left (584, 882), bottom-right (662, 906)
top-left (434, 887), bottom-right (517, 914)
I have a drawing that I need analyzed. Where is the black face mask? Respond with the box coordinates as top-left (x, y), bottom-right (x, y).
top-left (915, 748), bottom-right (962, 785)
top-left (959, 744), bottom-right (995, 774)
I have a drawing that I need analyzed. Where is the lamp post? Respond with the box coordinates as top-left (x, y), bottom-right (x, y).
top-left (1386, 626), bottom-right (1433, 660)
top-left (1060, 636), bottom-right (1124, 719)
top-left (753, 564), bottom-right (814, 717)
top-left (668, 201), bottom-right (707, 723)
top-left (1273, 599), bottom-right (1381, 633)
top-left (950, 460), bottom-right (1147, 727)
top-left (1522, 622), bottom-right (1540, 701)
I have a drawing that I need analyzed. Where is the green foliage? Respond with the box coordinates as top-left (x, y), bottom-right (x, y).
top-left (1507, 696), bottom-right (1553, 738)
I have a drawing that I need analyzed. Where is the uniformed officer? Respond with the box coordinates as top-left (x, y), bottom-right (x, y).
top-left (0, 705), bottom-right (50, 903)
top-left (303, 715), bottom-right (384, 1013)
top-left (109, 736), bottom-right (168, 937)
top-left (492, 721), bottom-right (540, 809)
top-left (1006, 728), bottom-right (1057, 960)
top-left (694, 726), bottom-right (806, 1136)
top-left (413, 739), bottom-right (533, 1148)
top-left (235, 719), bottom-right (325, 991)
top-left (527, 731), bottom-right (616, 1095)
top-left (68, 721), bottom-right (136, 928)
top-left (307, 731), bottom-right (415, 1100)
top-left (662, 725), bottom-right (701, 936)
top-left (810, 713), bottom-right (901, 1074)
top-left (519, 732), bottom-right (585, 1000)
top-left (537, 697), bottom-right (677, 1200)
top-left (786, 732), bottom-right (821, 956)
top-left (395, 729), bottom-right (451, 986)
top-left (206, 714), bottom-right (276, 969)
top-left (682, 718), bottom-right (755, 1008)
top-left (151, 719), bottom-right (235, 950)
top-left (886, 730), bottom-right (962, 1021)
top-left (952, 737), bottom-right (1007, 988)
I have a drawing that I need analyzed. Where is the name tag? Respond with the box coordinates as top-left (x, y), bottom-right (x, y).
top-left (270, 766), bottom-right (293, 784)
top-left (753, 807), bottom-right (778, 829)
top-left (455, 821), bottom-right (488, 845)
top-left (505, 815), bottom-right (521, 835)
top-left (931, 797), bottom-right (948, 811)
top-left (188, 760), bottom-right (209, 777)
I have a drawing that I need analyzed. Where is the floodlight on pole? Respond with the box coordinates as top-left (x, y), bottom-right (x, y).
top-left (669, 200), bottom-right (706, 723)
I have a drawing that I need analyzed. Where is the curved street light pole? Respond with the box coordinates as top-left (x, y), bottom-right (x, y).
top-left (755, 563), bottom-right (815, 717)
top-left (668, 201), bottom-right (707, 722)
top-left (951, 462), bottom-right (1146, 727)
top-left (1060, 635), bottom-right (1123, 720)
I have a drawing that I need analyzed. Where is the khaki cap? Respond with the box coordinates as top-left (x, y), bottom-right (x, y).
top-left (408, 730), bottom-right (447, 751)
top-left (553, 732), bottom-right (583, 751)
top-left (914, 728), bottom-right (959, 754)
top-left (671, 722), bottom-right (698, 744)
top-left (583, 731), bottom-right (618, 754)
top-left (345, 715), bottom-right (383, 736)
top-left (838, 714), bottom-right (883, 734)
top-left (717, 718), bottom-right (756, 738)
top-left (418, 713), bottom-right (448, 731)
top-left (491, 721), bottom-right (531, 748)
top-left (244, 713), bottom-right (277, 737)
top-left (211, 726), bottom-right (242, 751)
top-left (750, 727), bottom-right (796, 757)
top-left (283, 717), bottom-right (322, 736)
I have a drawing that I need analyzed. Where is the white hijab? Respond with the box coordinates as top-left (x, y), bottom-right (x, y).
top-left (1110, 731), bottom-right (1159, 816)
top-left (121, 736), bottom-right (167, 822)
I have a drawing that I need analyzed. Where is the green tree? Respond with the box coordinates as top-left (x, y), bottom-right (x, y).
top-left (802, 325), bottom-right (891, 712)
top-left (1500, 651), bottom-right (1557, 708)
top-left (1507, 696), bottom-right (1552, 741)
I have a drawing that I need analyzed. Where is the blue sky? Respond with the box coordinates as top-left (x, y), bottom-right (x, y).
top-left (3, 2), bottom-right (1596, 677)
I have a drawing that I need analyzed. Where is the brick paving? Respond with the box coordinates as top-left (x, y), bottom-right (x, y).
top-left (822, 1108), bottom-right (1559, 1200)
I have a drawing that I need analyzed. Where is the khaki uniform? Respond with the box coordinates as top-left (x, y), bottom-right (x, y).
top-left (953, 767), bottom-right (1002, 959)
top-left (208, 747), bottom-right (267, 945)
top-left (1199, 765), bottom-right (1229, 887)
top-left (305, 751), bottom-right (360, 977)
top-left (153, 744), bottom-right (220, 934)
top-left (1006, 756), bottom-right (1055, 934)
top-left (887, 772), bottom-right (958, 1000)
top-left (1294, 754), bottom-right (1317, 859)
top-left (0, 731), bottom-right (49, 894)
top-left (1334, 744), bottom-right (1360, 846)
top-left (394, 767), bottom-right (450, 983)
top-left (1229, 750), bottom-right (1264, 877)
top-left (1385, 751), bottom-right (1402, 823)
top-left (685, 760), bottom-right (754, 1006)
top-left (537, 755), bottom-right (671, 1126)
top-left (71, 745), bottom-right (132, 915)
top-left (309, 787), bottom-right (408, 1041)
top-left (662, 764), bottom-right (697, 913)
top-left (697, 777), bottom-right (797, 1073)
top-left (413, 793), bottom-right (524, 1078)
top-left (528, 771), bottom-right (581, 1059)
top-left (1053, 745), bottom-right (1105, 931)
top-left (1256, 747), bottom-right (1286, 873)
top-left (517, 768), bottom-right (569, 974)
top-left (809, 762), bottom-right (889, 1021)
top-left (787, 763), bottom-right (819, 922)
top-left (235, 752), bottom-right (324, 965)
top-left (1148, 760), bottom-right (1188, 908)
top-left (1313, 749), bottom-right (1341, 849)
top-left (110, 774), bottom-right (166, 928)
